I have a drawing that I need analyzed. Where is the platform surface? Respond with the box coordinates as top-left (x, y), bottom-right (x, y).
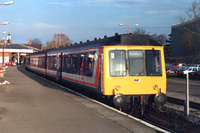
top-left (0, 66), bottom-right (166, 133)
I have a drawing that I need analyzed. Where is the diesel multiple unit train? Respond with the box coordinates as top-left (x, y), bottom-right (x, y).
top-left (25, 33), bottom-right (167, 115)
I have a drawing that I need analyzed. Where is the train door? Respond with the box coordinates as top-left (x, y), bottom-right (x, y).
top-left (45, 54), bottom-right (47, 76)
top-left (59, 53), bottom-right (63, 81)
top-left (77, 53), bottom-right (86, 84)
top-left (56, 53), bottom-right (60, 81)
top-left (98, 53), bottom-right (102, 92)
top-left (83, 50), bottom-right (98, 88)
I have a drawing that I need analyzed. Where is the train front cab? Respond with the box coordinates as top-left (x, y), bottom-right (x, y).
top-left (102, 46), bottom-right (167, 108)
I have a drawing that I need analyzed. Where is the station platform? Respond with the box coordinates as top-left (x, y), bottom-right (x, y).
top-left (0, 66), bottom-right (167, 133)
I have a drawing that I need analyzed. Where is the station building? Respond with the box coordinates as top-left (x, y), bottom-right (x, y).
top-left (0, 34), bottom-right (42, 65)
top-left (171, 18), bottom-right (200, 63)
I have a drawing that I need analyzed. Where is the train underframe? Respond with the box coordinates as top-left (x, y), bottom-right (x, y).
top-left (110, 93), bottom-right (167, 117)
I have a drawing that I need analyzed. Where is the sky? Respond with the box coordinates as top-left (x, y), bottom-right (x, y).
top-left (0, 0), bottom-right (194, 44)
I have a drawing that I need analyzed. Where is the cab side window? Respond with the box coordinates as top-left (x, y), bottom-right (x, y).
top-left (63, 55), bottom-right (71, 73)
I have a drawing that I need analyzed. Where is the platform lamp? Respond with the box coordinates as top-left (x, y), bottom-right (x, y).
top-left (0, 1), bottom-right (14, 6)
top-left (119, 24), bottom-right (139, 34)
top-left (0, 22), bottom-right (9, 26)
top-left (0, 31), bottom-right (7, 34)
top-left (0, 23), bottom-right (9, 65)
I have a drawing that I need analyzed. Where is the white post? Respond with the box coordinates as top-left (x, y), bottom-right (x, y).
top-left (185, 73), bottom-right (189, 117)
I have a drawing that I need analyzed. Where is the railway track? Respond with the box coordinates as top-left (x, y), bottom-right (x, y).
top-left (71, 86), bottom-right (200, 132)
top-left (60, 84), bottom-right (177, 133)
top-left (167, 97), bottom-right (200, 110)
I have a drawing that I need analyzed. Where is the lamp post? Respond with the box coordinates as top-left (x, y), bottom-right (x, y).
top-left (1, 37), bottom-right (5, 65)
top-left (0, 1), bottom-right (14, 6)
top-left (0, 1), bottom-right (14, 66)
top-left (119, 23), bottom-right (139, 34)
top-left (0, 23), bottom-right (9, 65)
top-left (0, 31), bottom-right (7, 34)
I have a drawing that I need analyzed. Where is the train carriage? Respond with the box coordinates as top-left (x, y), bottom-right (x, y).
top-left (61, 47), bottom-right (102, 93)
top-left (25, 34), bottom-right (167, 115)
top-left (25, 52), bottom-right (47, 76)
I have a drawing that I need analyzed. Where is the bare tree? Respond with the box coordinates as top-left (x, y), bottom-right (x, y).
top-left (32, 38), bottom-right (42, 45)
top-left (53, 33), bottom-right (72, 47)
top-left (177, 1), bottom-right (200, 36)
top-left (132, 28), bottom-right (167, 45)
top-left (43, 41), bottom-right (55, 50)
top-left (132, 27), bottom-right (150, 35)
top-left (182, 31), bottom-right (200, 63)
top-left (177, 1), bottom-right (200, 22)
top-left (150, 33), bottom-right (168, 46)
top-left (187, 1), bottom-right (200, 20)
top-left (44, 34), bottom-right (72, 50)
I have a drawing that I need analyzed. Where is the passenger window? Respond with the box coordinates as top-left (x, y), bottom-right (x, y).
top-left (36, 57), bottom-right (38, 67)
top-left (42, 57), bottom-right (46, 68)
top-left (84, 52), bottom-right (96, 77)
top-left (72, 55), bottom-right (78, 69)
top-left (71, 54), bottom-right (78, 74)
top-left (79, 54), bottom-right (85, 75)
top-left (88, 54), bottom-right (95, 71)
top-left (50, 56), bottom-right (57, 70)
top-left (77, 54), bottom-right (85, 69)
top-left (62, 55), bottom-right (71, 72)
top-left (66, 55), bottom-right (71, 69)
top-left (47, 57), bottom-right (50, 69)
top-left (32, 57), bottom-right (37, 66)
top-left (38, 57), bottom-right (43, 68)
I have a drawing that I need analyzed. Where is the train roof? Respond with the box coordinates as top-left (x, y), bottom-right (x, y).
top-left (30, 33), bottom-right (161, 55)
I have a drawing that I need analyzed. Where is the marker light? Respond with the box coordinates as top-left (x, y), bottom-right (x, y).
top-left (153, 85), bottom-right (158, 90)
top-left (115, 85), bottom-right (121, 91)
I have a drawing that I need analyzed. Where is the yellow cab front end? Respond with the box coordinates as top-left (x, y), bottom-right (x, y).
top-left (102, 46), bottom-right (166, 106)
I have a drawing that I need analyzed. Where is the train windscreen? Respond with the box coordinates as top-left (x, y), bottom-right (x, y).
top-left (146, 50), bottom-right (162, 76)
top-left (109, 50), bottom-right (126, 76)
top-left (109, 50), bottom-right (162, 77)
top-left (128, 51), bottom-right (144, 76)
